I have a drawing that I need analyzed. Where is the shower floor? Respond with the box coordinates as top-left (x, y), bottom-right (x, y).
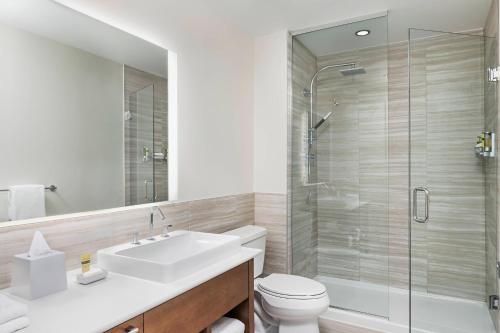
top-left (315, 275), bottom-right (496, 333)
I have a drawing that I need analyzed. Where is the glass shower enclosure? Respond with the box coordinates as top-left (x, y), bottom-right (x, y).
top-left (290, 15), bottom-right (499, 333)
top-left (290, 14), bottom-right (390, 318)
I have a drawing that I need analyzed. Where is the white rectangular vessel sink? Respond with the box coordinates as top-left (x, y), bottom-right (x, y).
top-left (97, 230), bottom-right (241, 283)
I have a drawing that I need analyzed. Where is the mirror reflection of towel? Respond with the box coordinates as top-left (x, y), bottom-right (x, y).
top-left (8, 185), bottom-right (46, 221)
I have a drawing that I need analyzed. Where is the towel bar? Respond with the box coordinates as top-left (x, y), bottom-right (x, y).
top-left (0, 185), bottom-right (57, 192)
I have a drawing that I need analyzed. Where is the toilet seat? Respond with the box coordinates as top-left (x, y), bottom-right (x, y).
top-left (255, 274), bottom-right (330, 325)
top-left (257, 274), bottom-right (327, 300)
top-left (256, 276), bottom-right (330, 324)
top-left (259, 289), bottom-right (330, 320)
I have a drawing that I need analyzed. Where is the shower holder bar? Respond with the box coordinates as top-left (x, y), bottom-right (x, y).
top-left (0, 185), bottom-right (57, 192)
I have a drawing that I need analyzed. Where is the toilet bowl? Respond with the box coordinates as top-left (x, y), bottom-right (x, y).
top-left (224, 226), bottom-right (330, 333)
top-left (256, 274), bottom-right (329, 333)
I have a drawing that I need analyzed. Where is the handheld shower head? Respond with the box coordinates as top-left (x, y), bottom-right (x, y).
top-left (313, 111), bottom-right (333, 130)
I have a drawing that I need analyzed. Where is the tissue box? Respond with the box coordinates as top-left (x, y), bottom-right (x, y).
top-left (10, 250), bottom-right (67, 300)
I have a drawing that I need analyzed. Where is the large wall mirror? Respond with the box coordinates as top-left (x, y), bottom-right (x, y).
top-left (0, 0), bottom-right (170, 223)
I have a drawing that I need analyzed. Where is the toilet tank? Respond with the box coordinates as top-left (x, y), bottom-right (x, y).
top-left (224, 225), bottom-right (267, 278)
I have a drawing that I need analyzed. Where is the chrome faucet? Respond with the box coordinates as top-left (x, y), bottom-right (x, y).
top-left (147, 206), bottom-right (167, 240)
top-left (131, 232), bottom-right (141, 245)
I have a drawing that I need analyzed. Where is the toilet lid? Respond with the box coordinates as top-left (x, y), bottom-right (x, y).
top-left (258, 274), bottom-right (326, 298)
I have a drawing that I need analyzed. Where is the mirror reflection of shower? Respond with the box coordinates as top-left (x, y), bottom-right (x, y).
top-left (304, 63), bottom-right (366, 184)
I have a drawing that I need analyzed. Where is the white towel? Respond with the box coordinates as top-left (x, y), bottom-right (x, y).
top-left (0, 316), bottom-right (30, 333)
top-left (8, 185), bottom-right (46, 221)
top-left (0, 296), bottom-right (28, 325)
top-left (211, 317), bottom-right (245, 333)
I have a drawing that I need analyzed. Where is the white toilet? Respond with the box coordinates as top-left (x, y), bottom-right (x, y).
top-left (224, 226), bottom-right (329, 333)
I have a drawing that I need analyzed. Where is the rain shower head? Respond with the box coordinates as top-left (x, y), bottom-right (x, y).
top-left (340, 67), bottom-right (366, 76)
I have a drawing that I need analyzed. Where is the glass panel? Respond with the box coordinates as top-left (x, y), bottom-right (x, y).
top-left (291, 15), bottom-right (389, 317)
top-left (153, 80), bottom-right (169, 203)
top-left (124, 81), bottom-right (155, 205)
top-left (136, 85), bottom-right (155, 203)
top-left (409, 28), bottom-right (497, 333)
top-left (124, 64), bottom-right (168, 205)
top-left (485, 26), bottom-right (499, 332)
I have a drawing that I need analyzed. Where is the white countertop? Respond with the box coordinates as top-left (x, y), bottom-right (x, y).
top-left (1, 248), bottom-right (259, 333)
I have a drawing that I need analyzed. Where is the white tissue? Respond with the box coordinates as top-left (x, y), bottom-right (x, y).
top-left (28, 231), bottom-right (51, 258)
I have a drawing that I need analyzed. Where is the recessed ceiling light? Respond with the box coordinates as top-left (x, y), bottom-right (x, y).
top-left (355, 30), bottom-right (370, 37)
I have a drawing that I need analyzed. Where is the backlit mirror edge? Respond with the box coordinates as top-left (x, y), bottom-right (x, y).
top-left (1, 48), bottom-right (178, 229)
top-left (0, 2), bottom-right (179, 229)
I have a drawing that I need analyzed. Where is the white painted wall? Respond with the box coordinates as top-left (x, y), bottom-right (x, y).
top-left (253, 30), bottom-right (289, 194)
top-left (56, 0), bottom-right (255, 201)
top-left (0, 23), bottom-right (124, 220)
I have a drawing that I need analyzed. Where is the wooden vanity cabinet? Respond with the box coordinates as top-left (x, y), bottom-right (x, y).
top-left (105, 315), bottom-right (143, 333)
top-left (106, 260), bottom-right (254, 333)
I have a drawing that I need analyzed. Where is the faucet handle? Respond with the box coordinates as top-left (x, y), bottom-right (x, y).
top-left (161, 224), bottom-right (173, 238)
top-left (131, 232), bottom-right (141, 245)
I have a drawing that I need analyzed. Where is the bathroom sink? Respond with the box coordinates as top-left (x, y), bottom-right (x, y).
top-left (97, 230), bottom-right (241, 283)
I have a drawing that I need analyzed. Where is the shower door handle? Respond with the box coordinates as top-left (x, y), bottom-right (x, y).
top-left (144, 179), bottom-right (153, 202)
top-left (413, 187), bottom-right (429, 223)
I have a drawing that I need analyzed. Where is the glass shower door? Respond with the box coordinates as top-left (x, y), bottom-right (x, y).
top-left (409, 28), bottom-right (498, 333)
top-left (124, 82), bottom-right (155, 206)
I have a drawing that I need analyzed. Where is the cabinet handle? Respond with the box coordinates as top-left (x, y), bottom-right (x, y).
top-left (125, 326), bottom-right (139, 333)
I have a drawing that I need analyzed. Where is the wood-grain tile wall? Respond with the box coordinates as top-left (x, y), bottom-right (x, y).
top-left (409, 32), bottom-right (486, 301)
top-left (290, 30), bottom-right (490, 302)
top-left (290, 39), bottom-right (319, 279)
top-left (315, 45), bottom-right (389, 286)
top-left (0, 193), bottom-right (254, 289)
top-left (255, 193), bottom-right (287, 274)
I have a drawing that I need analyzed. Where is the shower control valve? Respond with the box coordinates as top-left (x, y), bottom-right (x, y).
top-left (304, 153), bottom-right (315, 161)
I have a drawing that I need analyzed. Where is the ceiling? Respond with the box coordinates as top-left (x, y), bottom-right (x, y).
top-left (296, 15), bottom-right (389, 57)
top-left (207, 0), bottom-right (493, 42)
top-left (51, 0), bottom-right (492, 44)
top-left (0, 0), bottom-right (168, 77)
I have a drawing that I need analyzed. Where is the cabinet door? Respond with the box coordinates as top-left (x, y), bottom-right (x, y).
top-left (144, 262), bottom-right (250, 333)
top-left (105, 315), bottom-right (143, 333)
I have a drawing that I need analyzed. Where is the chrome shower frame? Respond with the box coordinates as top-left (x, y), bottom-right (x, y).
top-left (305, 62), bottom-right (356, 184)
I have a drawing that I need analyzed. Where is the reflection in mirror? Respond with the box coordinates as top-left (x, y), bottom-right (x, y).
top-left (0, 1), bottom-right (169, 222)
top-left (125, 67), bottom-right (168, 205)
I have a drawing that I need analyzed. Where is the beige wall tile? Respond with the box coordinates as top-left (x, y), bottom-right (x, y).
top-left (0, 193), bottom-right (254, 289)
top-left (289, 29), bottom-right (490, 304)
top-left (255, 193), bottom-right (287, 274)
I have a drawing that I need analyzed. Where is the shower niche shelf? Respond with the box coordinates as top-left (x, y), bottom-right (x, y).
top-left (475, 132), bottom-right (496, 158)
